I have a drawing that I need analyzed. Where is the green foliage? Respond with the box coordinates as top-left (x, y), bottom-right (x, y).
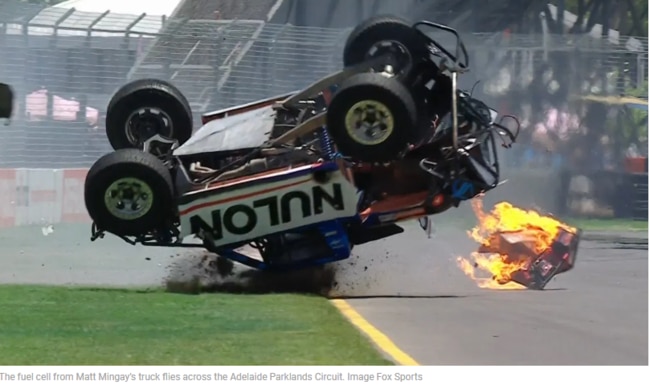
top-left (558, 0), bottom-right (648, 36)
top-left (600, 80), bottom-right (648, 153)
top-left (627, 80), bottom-right (648, 98)
top-left (624, 80), bottom-right (648, 142)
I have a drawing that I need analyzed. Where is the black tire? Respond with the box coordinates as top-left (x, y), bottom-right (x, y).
top-left (84, 149), bottom-right (175, 237)
top-left (343, 16), bottom-right (429, 73)
top-left (0, 83), bottom-right (13, 119)
top-left (106, 79), bottom-right (193, 150)
top-left (326, 73), bottom-right (418, 162)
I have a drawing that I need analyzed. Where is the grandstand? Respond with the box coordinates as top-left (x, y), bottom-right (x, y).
top-left (126, 0), bottom-right (282, 113)
top-left (0, 0), bottom-right (290, 119)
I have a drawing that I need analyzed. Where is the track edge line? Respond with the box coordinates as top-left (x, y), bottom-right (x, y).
top-left (330, 299), bottom-right (419, 366)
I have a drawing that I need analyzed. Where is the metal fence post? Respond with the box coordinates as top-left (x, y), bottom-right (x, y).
top-left (123, 12), bottom-right (147, 79)
top-left (269, 23), bottom-right (289, 95)
top-left (51, 7), bottom-right (75, 48)
top-left (86, 10), bottom-right (109, 43)
top-left (210, 26), bottom-right (225, 109)
top-left (21, 18), bottom-right (30, 117)
top-left (124, 13), bottom-right (147, 48)
top-left (540, 11), bottom-right (549, 62)
top-left (637, 53), bottom-right (646, 89)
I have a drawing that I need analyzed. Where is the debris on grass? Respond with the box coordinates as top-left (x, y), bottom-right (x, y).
top-left (164, 251), bottom-right (336, 296)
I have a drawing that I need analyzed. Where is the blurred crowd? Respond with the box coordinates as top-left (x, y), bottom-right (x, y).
top-left (501, 104), bottom-right (647, 173)
top-left (508, 136), bottom-right (647, 172)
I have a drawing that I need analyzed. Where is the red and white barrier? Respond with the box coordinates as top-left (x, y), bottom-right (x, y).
top-left (0, 168), bottom-right (91, 228)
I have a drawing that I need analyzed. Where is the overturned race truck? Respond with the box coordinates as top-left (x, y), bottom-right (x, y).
top-left (84, 16), bottom-right (523, 272)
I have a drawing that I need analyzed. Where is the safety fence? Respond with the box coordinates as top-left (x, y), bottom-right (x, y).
top-left (1, 5), bottom-right (648, 169)
top-left (0, 4), bottom-right (647, 225)
top-left (0, 7), bottom-right (348, 168)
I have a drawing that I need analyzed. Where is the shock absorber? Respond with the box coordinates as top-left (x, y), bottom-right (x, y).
top-left (318, 126), bottom-right (336, 161)
top-left (318, 84), bottom-right (339, 162)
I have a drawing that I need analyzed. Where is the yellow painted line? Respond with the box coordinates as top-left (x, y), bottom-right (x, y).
top-left (331, 299), bottom-right (420, 366)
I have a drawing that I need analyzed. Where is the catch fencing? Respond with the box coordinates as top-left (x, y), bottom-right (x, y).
top-left (0, 7), bottom-right (349, 168)
top-left (0, 4), bottom-right (647, 224)
top-left (1, 5), bottom-right (647, 169)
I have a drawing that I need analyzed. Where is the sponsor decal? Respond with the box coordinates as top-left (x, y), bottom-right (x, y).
top-left (190, 183), bottom-right (346, 241)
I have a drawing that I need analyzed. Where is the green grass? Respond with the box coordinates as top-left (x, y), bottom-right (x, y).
top-left (0, 285), bottom-right (391, 365)
top-left (565, 218), bottom-right (648, 231)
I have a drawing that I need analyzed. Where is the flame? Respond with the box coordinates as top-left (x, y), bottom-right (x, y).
top-left (456, 255), bottom-right (528, 289)
top-left (457, 198), bottom-right (576, 290)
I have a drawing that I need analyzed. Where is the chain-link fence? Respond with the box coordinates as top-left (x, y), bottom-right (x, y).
top-left (1, 4), bottom-right (647, 170)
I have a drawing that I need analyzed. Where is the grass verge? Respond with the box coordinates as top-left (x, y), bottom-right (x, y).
top-left (565, 218), bottom-right (648, 231)
top-left (0, 285), bottom-right (391, 365)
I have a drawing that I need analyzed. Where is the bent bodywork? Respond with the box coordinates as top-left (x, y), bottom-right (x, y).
top-left (174, 106), bottom-right (277, 157)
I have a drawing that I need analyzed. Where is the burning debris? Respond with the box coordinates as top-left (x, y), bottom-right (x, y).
top-left (457, 199), bottom-right (581, 290)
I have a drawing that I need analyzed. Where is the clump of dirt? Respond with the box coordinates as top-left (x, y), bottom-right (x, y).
top-left (164, 251), bottom-right (337, 296)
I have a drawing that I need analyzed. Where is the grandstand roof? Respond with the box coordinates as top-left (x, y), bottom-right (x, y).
top-left (3, 0), bottom-right (187, 37)
top-left (53, 0), bottom-right (185, 17)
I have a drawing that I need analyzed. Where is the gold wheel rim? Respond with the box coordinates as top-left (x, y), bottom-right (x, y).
top-left (344, 100), bottom-right (395, 145)
top-left (103, 177), bottom-right (154, 220)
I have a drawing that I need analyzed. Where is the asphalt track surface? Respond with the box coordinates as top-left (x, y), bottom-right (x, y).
top-left (340, 226), bottom-right (649, 365)
top-left (1, 221), bottom-right (647, 365)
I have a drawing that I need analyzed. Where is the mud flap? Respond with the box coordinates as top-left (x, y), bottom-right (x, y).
top-left (0, 83), bottom-right (14, 121)
top-left (478, 227), bottom-right (581, 290)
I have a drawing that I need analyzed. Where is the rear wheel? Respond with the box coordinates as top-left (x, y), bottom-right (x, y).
top-left (343, 16), bottom-right (429, 75)
top-left (326, 73), bottom-right (418, 162)
top-left (106, 79), bottom-right (193, 150)
top-left (84, 149), bottom-right (175, 236)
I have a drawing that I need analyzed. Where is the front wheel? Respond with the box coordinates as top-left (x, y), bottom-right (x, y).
top-left (106, 79), bottom-right (193, 150)
top-left (326, 73), bottom-right (418, 162)
top-left (84, 149), bottom-right (175, 236)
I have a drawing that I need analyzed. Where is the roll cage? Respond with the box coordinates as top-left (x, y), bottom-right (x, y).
top-left (140, 20), bottom-right (520, 195)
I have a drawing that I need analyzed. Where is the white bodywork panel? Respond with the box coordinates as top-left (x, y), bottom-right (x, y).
top-left (173, 106), bottom-right (276, 156)
top-left (177, 165), bottom-right (359, 245)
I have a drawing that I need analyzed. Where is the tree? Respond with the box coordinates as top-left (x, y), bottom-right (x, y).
top-left (551, 0), bottom-right (648, 36)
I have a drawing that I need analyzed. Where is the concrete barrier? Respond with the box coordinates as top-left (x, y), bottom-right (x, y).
top-left (0, 168), bottom-right (90, 228)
